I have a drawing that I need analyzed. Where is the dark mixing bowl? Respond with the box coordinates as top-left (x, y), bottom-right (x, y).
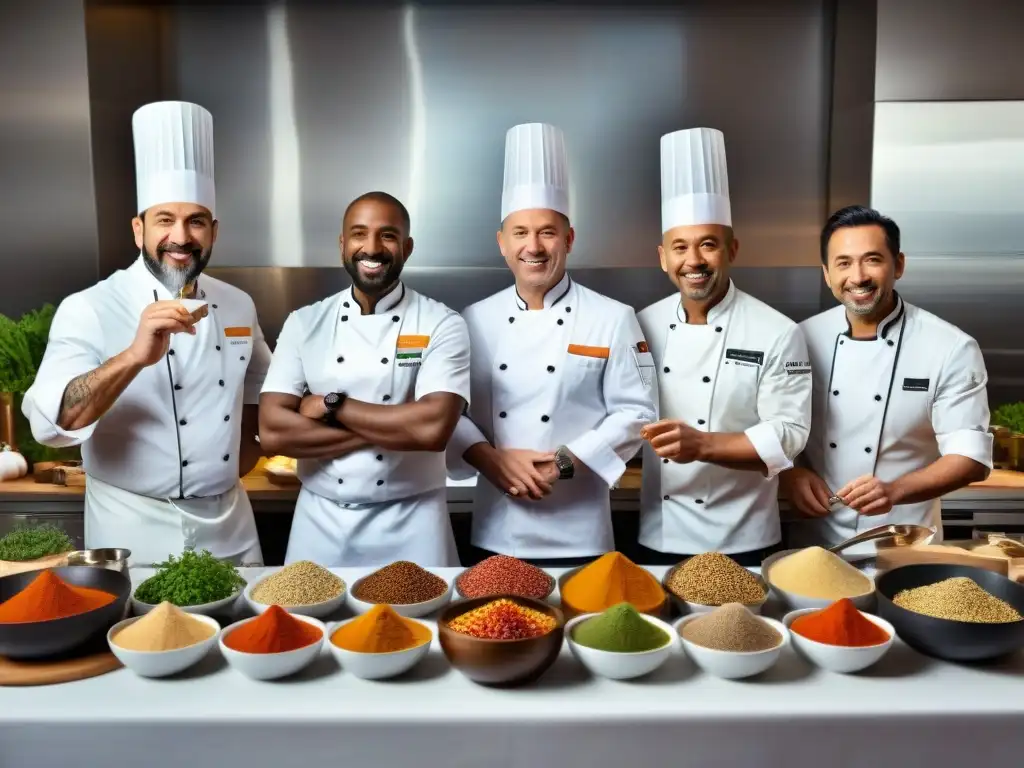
top-left (0, 566), bottom-right (131, 660)
top-left (875, 564), bottom-right (1024, 662)
top-left (438, 595), bottom-right (564, 686)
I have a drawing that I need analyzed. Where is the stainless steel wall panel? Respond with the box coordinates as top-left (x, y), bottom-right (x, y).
top-left (876, 0), bottom-right (1024, 102)
top-left (0, 0), bottom-right (99, 317)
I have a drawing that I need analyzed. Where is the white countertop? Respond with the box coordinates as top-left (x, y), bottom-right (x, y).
top-left (3, 566), bottom-right (1023, 768)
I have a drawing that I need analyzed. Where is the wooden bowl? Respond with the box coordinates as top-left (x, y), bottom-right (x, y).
top-left (557, 565), bottom-right (668, 621)
top-left (0, 566), bottom-right (131, 659)
top-left (437, 595), bottom-right (564, 687)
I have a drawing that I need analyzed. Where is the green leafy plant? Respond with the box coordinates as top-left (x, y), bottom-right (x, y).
top-left (0, 523), bottom-right (74, 562)
top-left (134, 549), bottom-right (246, 607)
top-left (992, 402), bottom-right (1024, 435)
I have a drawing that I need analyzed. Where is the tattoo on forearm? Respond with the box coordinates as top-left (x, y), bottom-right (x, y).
top-left (59, 359), bottom-right (114, 416)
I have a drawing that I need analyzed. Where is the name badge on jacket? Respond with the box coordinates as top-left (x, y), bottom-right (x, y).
top-left (903, 377), bottom-right (930, 392)
top-left (397, 335), bottom-right (429, 368)
top-left (224, 326), bottom-right (251, 348)
top-left (725, 348), bottom-right (764, 367)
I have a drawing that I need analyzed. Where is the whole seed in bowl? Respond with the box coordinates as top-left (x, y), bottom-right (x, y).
top-left (251, 561), bottom-right (345, 606)
top-left (456, 555), bottom-right (554, 599)
top-left (893, 577), bottom-right (1023, 623)
top-left (666, 552), bottom-right (766, 606)
top-left (353, 561), bottom-right (448, 605)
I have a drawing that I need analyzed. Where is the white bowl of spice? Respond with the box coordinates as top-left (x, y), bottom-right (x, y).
top-left (244, 561), bottom-right (347, 618)
top-left (108, 602), bottom-right (220, 678)
top-left (676, 603), bottom-right (789, 679)
top-left (329, 605), bottom-right (433, 680)
top-left (566, 604), bottom-right (676, 680)
top-left (663, 553), bottom-right (769, 615)
top-left (347, 561), bottom-right (452, 618)
top-left (762, 547), bottom-right (875, 612)
top-left (220, 605), bottom-right (326, 681)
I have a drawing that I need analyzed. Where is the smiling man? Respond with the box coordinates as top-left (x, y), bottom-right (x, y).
top-left (637, 127), bottom-right (813, 566)
top-left (258, 191), bottom-right (470, 566)
top-left (446, 122), bottom-right (656, 566)
top-left (23, 101), bottom-right (271, 565)
top-left (781, 205), bottom-right (992, 551)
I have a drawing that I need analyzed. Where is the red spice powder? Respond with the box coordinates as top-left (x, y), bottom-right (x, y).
top-left (0, 570), bottom-right (116, 624)
top-left (791, 598), bottom-right (891, 647)
top-left (224, 604), bottom-right (322, 653)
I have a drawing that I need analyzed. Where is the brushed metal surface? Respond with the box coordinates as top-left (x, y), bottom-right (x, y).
top-left (876, 0), bottom-right (1024, 102)
top-left (0, 0), bottom-right (99, 318)
top-left (89, 0), bottom-right (830, 271)
top-left (871, 101), bottom-right (1024, 406)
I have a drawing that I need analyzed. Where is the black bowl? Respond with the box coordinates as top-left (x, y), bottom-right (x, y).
top-left (875, 564), bottom-right (1024, 662)
top-left (0, 566), bottom-right (131, 660)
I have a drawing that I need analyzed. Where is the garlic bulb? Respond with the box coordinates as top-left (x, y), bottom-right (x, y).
top-left (0, 444), bottom-right (27, 481)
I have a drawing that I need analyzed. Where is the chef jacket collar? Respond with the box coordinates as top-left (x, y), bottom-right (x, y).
top-left (343, 280), bottom-right (406, 316)
top-left (514, 272), bottom-right (572, 311)
top-left (842, 292), bottom-right (905, 340)
top-left (128, 253), bottom-right (206, 301)
top-left (675, 278), bottom-right (738, 324)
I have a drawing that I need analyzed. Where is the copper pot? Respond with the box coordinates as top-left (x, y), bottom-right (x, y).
top-left (0, 392), bottom-right (15, 449)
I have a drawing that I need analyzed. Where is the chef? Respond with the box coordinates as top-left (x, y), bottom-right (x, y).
top-left (258, 191), bottom-right (470, 566)
top-left (446, 122), bottom-right (656, 566)
top-left (782, 205), bottom-right (992, 549)
top-left (22, 101), bottom-right (271, 565)
top-left (637, 127), bottom-right (813, 566)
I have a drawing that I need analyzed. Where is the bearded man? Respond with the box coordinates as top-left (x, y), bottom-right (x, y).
top-left (258, 191), bottom-right (470, 566)
top-left (23, 101), bottom-right (271, 565)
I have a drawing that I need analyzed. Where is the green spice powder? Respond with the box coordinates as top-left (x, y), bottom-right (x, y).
top-left (572, 602), bottom-right (669, 652)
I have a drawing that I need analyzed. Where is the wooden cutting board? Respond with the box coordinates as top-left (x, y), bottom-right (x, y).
top-left (0, 651), bottom-right (122, 686)
top-left (979, 469), bottom-right (1024, 488)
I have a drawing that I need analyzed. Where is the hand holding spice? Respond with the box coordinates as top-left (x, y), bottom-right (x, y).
top-left (112, 601), bottom-right (215, 652)
top-left (447, 598), bottom-right (556, 640)
top-left (223, 604), bottom-right (322, 653)
top-left (790, 598), bottom-right (891, 647)
top-left (561, 552), bottom-right (664, 614)
top-left (353, 561), bottom-right (448, 605)
top-left (0, 569), bottom-right (116, 624)
top-left (134, 550), bottom-right (245, 607)
top-left (572, 603), bottom-right (669, 653)
top-left (331, 604), bottom-right (431, 653)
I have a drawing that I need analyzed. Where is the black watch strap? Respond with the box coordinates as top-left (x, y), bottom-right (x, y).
top-left (322, 392), bottom-right (347, 423)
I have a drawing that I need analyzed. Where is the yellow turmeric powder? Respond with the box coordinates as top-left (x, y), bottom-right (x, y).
top-left (330, 604), bottom-right (431, 653)
top-left (562, 552), bottom-right (665, 614)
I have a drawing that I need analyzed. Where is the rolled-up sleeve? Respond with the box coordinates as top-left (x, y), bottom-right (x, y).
top-left (745, 324), bottom-right (813, 479)
top-left (260, 312), bottom-right (307, 398)
top-left (21, 295), bottom-right (105, 447)
top-left (566, 310), bottom-right (657, 487)
top-left (244, 314), bottom-right (273, 405)
top-left (933, 337), bottom-right (993, 469)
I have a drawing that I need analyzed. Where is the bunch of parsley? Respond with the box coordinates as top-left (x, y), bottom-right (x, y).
top-left (134, 549), bottom-right (245, 606)
top-left (0, 524), bottom-right (74, 562)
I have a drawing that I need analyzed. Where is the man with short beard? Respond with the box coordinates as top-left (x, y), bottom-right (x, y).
top-left (781, 205), bottom-right (992, 551)
top-left (23, 101), bottom-right (271, 565)
top-left (447, 123), bottom-right (656, 566)
top-left (637, 127), bottom-right (813, 566)
top-left (259, 192), bottom-right (470, 566)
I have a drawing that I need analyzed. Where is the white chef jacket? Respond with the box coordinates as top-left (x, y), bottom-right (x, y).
top-left (792, 295), bottom-right (992, 549)
top-left (637, 280), bottom-right (813, 554)
top-left (22, 255), bottom-right (271, 564)
top-left (447, 274), bottom-right (657, 559)
top-left (261, 282), bottom-right (470, 566)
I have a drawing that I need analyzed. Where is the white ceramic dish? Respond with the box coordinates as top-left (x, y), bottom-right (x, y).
top-left (107, 613), bottom-right (220, 678)
top-left (346, 574), bottom-right (453, 619)
top-left (243, 572), bottom-right (347, 618)
top-left (131, 584), bottom-right (244, 617)
top-left (783, 607), bottom-right (895, 673)
top-left (219, 613), bottom-right (326, 680)
top-left (675, 614), bottom-right (789, 679)
top-left (327, 617), bottom-right (433, 679)
top-left (565, 612), bottom-right (676, 680)
top-left (761, 549), bottom-right (876, 612)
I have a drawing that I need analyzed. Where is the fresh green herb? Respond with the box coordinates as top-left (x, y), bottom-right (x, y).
top-left (0, 304), bottom-right (55, 394)
top-left (134, 549), bottom-right (246, 607)
top-left (992, 403), bottom-right (1024, 435)
top-left (0, 524), bottom-right (74, 562)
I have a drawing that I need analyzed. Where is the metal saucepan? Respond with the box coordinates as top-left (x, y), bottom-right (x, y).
top-left (66, 548), bottom-right (132, 576)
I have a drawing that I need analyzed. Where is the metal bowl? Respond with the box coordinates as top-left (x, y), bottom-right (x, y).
top-left (0, 566), bottom-right (131, 659)
top-left (66, 548), bottom-right (132, 576)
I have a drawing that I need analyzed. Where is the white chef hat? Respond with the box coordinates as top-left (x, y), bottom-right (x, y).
top-left (500, 122), bottom-right (570, 222)
top-left (132, 101), bottom-right (216, 217)
top-left (660, 127), bottom-right (731, 233)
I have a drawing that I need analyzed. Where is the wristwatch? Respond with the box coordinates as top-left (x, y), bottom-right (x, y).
top-left (322, 392), bottom-right (347, 423)
top-left (554, 446), bottom-right (575, 480)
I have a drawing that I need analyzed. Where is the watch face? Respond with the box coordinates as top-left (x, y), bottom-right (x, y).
top-left (324, 392), bottom-right (341, 408)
